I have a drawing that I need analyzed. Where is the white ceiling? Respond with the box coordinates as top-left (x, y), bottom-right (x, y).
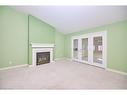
top-left (12, 6), bottom-right (127, 34)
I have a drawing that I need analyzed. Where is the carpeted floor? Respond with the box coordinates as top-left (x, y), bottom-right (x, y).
top-left (0, 60), bottom-right (127, 89)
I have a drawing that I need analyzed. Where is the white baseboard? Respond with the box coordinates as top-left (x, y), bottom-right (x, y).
top-left (54, 57), bottom-right (66, 61)
top-left (106, 68), bottom-right (127, 76)
top-left (54, 58), bottom-right (73, 61)
top-left (0, 64), bottom-right (28, 71)
top-left (64, 58), bottom-right (127, 76)
top-left (28, 65), bottom-right (34, 67)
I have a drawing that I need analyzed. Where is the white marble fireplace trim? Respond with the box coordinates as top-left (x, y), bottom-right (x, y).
top-left (31, 43), bottom-right (54, 66)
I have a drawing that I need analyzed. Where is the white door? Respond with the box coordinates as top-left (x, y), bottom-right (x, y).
top-left (92, 32), bottom-right (106, 68)
top-left (72, 38), bottom-right (79, 61)
top-left (80, 37), bottom-right (89, 64)
top-left (72, 31), bottom-right (106, 68)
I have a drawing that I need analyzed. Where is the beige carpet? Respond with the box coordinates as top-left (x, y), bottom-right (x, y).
top-left (0, 60), bottom-right (127, 89)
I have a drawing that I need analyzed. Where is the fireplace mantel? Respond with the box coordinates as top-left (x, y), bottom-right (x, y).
top-left (31, 43), bottom-right (54, 48)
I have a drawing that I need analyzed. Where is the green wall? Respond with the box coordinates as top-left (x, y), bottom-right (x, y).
top-left (0, 6), bottom-right (65, 68)
top-left (54, 31), bottom-right (65, 59)
top-left (28, 16), bottom-right (65, 64)
top-left (28, 15), bottom-right (55, 64)
top-left (0, 7), bottom-right (28, 68)
top-left (65, 20), bottom-right (127, 73)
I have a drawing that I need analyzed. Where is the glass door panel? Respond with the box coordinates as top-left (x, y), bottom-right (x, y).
top-left (73, 39), bottom-right (78, 59)
top-left (93, 36), bottom-right (103, 64)
top-left (82, 38), bottom-right (88, 61)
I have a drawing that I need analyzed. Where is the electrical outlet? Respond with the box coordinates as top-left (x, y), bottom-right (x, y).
top-left (9, 61), bottom-right (12, 64)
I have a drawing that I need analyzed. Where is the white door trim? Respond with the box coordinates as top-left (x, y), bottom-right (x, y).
top-left (71, 31), bottom-right (107, 69)
top-left (91, 31), bottom-right (107, 68)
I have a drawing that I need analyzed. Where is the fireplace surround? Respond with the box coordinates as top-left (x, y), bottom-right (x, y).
top-left (31, 43), bottom-right (54, 66)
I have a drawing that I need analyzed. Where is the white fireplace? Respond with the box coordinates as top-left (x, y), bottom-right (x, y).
top-left (31, 43), bottom-right (54, 66)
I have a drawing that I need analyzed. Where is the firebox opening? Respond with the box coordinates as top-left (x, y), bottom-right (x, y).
top-left (36, 52), bottom-right (50, 65)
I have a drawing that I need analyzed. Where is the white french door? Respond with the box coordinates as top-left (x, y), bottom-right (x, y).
top-left (72, 31), bottom-right (107, 68)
